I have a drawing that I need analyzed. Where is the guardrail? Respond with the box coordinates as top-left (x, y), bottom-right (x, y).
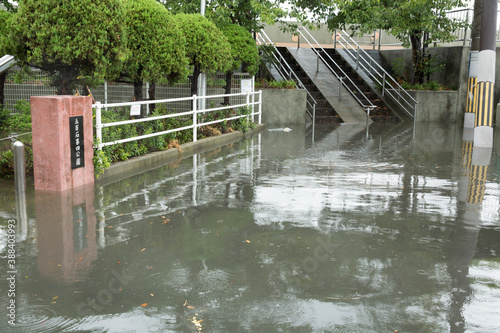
top-left (256, 30), bottom-right (317, 123)
top-left (297, 26), bottom-right (376, 112)
top-left (335, 29), bottom-right (417, 120)
top-left (93, 91), bottom-right (262, 151)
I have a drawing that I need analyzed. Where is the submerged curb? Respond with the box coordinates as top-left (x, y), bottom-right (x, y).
top-left (96, 124), bottom-right (265, 186)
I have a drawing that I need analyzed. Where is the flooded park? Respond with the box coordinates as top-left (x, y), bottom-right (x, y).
top-left (0, 121), bottom-right (500, 332)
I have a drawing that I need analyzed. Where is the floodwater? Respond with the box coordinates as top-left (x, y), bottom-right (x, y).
top-left (0, 122), bottom-right (500, 333)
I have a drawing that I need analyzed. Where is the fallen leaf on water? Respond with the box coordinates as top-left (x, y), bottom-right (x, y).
top-left (183, 300), bottom-right (195, 309)
top-left (150, 293), bottom-right (154, 297)
top-left (140, 303), bottom-right (148, 307)
top-left (117, 260), bottom-right (120, 264)
top-left (141, 248), bottom-right (146, 252)
top-left (245, 240), bottom-right (251, 243)
top-left (52, 296), bottom-right (59, 300)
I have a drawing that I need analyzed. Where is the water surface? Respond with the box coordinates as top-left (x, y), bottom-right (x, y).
top-left (1, 122), bottom-right (500, 332)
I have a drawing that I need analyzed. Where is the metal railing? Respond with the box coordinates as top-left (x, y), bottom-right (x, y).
top-left (335, 29), bottom-right (417, 120)
top-left (256, 30), bottom-right (316, 123)
top-left (93, 91), bottom-right (262, 151)
top-left (297, 26), bottom-right (376, 112)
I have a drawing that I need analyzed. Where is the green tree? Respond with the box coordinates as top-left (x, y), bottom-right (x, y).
top-left (174, 13), bottom-right (232, 96)
top-left (325, 0), bottom-right (467, 84)
top-left (160, 0), bottom-right (289, 32)
top-left (121, 0), bottom-right (188, 107)
top-left (7, 0), bottom-right (127, 95)
top-left (220, 24), bottom-right (259, 105)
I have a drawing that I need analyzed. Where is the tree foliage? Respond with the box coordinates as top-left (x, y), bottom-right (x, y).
top-left (7, 0), bottom-right (128, 94)
top-left (219, 23), bottom-right (259, 104)
top-left (122, 0), bottom-right (188, 102)
top-left (325, 0), bottom-right (467, 84)
top-left (160, 0), bottom-right (289, 32)
top-left (174, 13), bottom-right (232, 96)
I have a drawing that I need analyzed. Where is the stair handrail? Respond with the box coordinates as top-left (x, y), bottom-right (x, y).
top-left (257, 30), bottom-right (317, 120)
top-left (297, 26), bottom-right (375, 111)
top-left (336, 30), bottom-right (417, 119)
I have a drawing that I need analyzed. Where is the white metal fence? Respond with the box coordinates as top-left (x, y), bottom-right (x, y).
top-left (93, 90), bottom-right (262, 151)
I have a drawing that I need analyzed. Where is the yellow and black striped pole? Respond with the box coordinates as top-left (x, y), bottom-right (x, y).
top-left (474, 0), bottom-right (496, 148)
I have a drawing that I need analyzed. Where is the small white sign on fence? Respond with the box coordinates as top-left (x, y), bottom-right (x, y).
top-left (130, 104), bottom-right (141, 116)
top-left (241, 79), bottom-right (253, 94)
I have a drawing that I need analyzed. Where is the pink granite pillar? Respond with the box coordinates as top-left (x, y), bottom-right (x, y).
top-left (31, 96), bottom-right (94, 191)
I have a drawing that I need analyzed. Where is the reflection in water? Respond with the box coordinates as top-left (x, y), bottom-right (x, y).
top-left (0, 123), bottom-right (499, 332)
top-left (35, 184), bottom-right (97, 284)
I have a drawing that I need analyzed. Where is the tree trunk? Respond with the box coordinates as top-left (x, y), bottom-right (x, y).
top-left (56, 66), bottom-right (74, 95)
top-left (223, 71), bottom-right (232, 106)
top-left (409, 30), bottom-right (423, 85)
top-left (148, 81), bottom-right (156, 113)
top-left (134, 79), bottom-right (145, 117)
top-left (191, 65), bottom-right (201, 97)
top-left (0, 72), bottom-right (6, 109)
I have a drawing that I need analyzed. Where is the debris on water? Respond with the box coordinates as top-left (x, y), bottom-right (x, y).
top-left (268, 127), bottom-right (292, 132)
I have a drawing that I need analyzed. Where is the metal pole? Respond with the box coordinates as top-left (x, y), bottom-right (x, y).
top-left (312, 103), bottom-right (316, 144)
top-left (145, 81), bottom-right (150, 115)
top-left (298, 34), bottom-right (300, 49)
top-left (13, 140), bottom-right (27, 241)
top-left (193, 95), bottom-right (198, 142)
top-left (382, 73), bottom-right (386, 97)
top-left (339, 77), bottom-right (343, 99)
top-left (251, 76), bottom-right (255, 123)
top-left (258, 90), bottom-right (262, 124)
top-left (104, 81), bottom-right (108, 110)
top-left (95, 102), bottom-right (103, 150)
top-left (317, 52), bottom-right (320, 73)
top-left (334, 29), bottom-right (337, 49)
top-left (356, 46), bottom-right (360, 70)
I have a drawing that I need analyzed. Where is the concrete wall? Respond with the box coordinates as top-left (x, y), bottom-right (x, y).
top-left (261, 88), bottom-right (307, 125)
top-left (380, 46), bottom-right (470, 124)
top-left (379, 47), bottom-right (467, 89)
top-left (408, 90), bottom-right (460, 123)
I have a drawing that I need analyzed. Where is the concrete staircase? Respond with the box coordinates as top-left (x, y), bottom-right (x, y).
top-left (322, 49), bottom-right (398, 121)
top-left (277, 47), bottom-right (341, 122)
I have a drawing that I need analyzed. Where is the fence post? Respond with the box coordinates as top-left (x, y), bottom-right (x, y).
top-left (95, 102), bottom-right (103, 151)
top-left (104, 81), bottom-right (108, 110)
top-left (251, 77), bottom-right (255, 123)
top-left (258, 91), bottom-right (262, 124)
top-left (356, 46), bottom-right (360, 70)
top-left (312, 102), bottom-right (316, 143)
top-left (13, 140), bottom-right (28, 240)
top-left (193, 95), bottom-right (197, 142)
top-left (246, 92), bottom-right (250, 122)
top-left (339, 77), bottom-right (343, 99)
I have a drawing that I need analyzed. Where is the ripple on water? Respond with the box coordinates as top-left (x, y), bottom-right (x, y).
top-left (14, 306), bottom-right (82, 333)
